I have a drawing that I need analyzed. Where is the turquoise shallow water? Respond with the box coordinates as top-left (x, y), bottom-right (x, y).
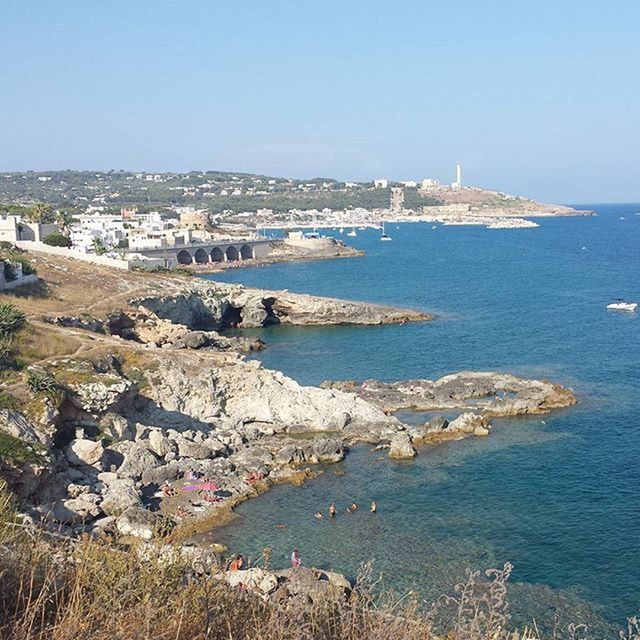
top-left (203, 205), bottom-right (640, 632)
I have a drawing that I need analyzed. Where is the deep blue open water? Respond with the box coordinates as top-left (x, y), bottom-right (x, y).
top-left (202, 205), bottom-right (640, 633)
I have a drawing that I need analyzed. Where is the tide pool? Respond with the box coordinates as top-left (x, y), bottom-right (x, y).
top-left (203, 205), bottom-right (640, 632)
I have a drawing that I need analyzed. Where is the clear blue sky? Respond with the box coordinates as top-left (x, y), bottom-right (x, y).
top-left (2, 1), bottom-right (638, 203)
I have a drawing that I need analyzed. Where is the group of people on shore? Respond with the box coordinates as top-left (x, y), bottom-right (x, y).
top-left (227, 500), bottom-right (379, 575)
top-left (314, 500), bottom-right (376, 519)
top-left (228, 548), bottom-right (301, 572)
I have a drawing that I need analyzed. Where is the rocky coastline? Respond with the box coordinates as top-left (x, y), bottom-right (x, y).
top-left (0, 252), bottom-right (577, 602)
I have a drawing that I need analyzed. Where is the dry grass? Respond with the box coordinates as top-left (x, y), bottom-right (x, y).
top-left (13, 324), bottom-right (84, 364)
top-left (0, 250), bottom-right (176, 319)
top-left (0, 485), bottom-right (627, 640)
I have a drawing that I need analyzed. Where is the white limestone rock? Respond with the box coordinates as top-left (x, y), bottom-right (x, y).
top-left (388, 433), bottom-right (416, 459)
top-left (65, 439), bottom-right (104, 467)
top-left (100, 478), bottom-right (142, 516)
top-left (223, 568), bottom-right (279, 596)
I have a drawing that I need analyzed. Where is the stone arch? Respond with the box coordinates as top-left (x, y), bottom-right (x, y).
top-left (210, 247), bottom-right (225, 262)
top-left (176, 249), bottom-right (192, 265)
top-left (194, 248), bottom-right (209, 264)
top-left (225, 245), bottom-right (239, 262)
top-left (240, 244), bottom-right (253, 260)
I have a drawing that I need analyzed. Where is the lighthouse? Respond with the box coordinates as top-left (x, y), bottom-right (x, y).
top-left (452, 163), bottom-right (462, 189)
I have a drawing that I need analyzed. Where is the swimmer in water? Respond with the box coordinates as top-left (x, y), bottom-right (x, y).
top-left (329, 503), bottom-right (337, 517)
top-left (370, 500), bottom-right (377, 513)
top-left (314, 512), bottom-right (323, 519)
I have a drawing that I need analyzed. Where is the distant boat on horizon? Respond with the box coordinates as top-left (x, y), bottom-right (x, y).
top-left (380, 222), bottom-right (392, 241)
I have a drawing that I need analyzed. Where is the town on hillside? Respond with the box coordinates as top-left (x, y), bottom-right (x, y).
top-left (0, 165), bottom-right (586, 275)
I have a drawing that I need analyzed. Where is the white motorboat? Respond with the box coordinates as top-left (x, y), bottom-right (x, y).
top-left (607, 300), bottom-right (638, 312)
top-left (347, 228), bottom-right (357, 237)
top-left (339, 227), bottom-right (344, 234)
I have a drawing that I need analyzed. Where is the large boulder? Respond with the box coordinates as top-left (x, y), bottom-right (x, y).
top-left (388, 433), bottom-right (416, 459)
top-left (0, 409), bottom-right (48, 445)
top-left (100, 412), bottom-right (133, 441)
top-left (230, 446), bottom-right (272, 474)
top-left (173, 331), bottom-right (210, 350)
top-left (409, 415), bottom-right (449, 442)
top-left (223, 568), bottom-right (279, 596)
top-left (116, 506), bottom-right (164, 540)
top-left (141, 460), bottom-right (182, 485)
top-left (446, 412), bottom-right (490, 436)
top-left (176, 439), bottom-right (219, 460)
top-left (108, 442), bottom-right (161, 479)
top-left (100, 478), bottom-right (142, 516)
top-left (275, 444), bottom-right (306, 466)
top-left (52, 495), bottom-right (102, 525)
top-left (275, 567), bottom-right (351, 603)
top-left (304, 438), bottom-right (345, 463)
top-left (65, 439), bottom-right (104, 467)
top-left (147, 430), bottom-right (177, 458)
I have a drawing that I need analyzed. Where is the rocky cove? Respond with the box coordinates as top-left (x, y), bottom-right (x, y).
top-left (0, 258), bottom-right (577, 603)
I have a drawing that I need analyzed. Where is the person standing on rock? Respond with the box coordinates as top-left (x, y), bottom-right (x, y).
top-left (291, 548), bottom-right (301, 568)
top-left (229, 554), bottom-right (244, 571)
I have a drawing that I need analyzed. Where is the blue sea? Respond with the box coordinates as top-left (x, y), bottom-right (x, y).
top-left (202, 205), bottom-right (640, 633)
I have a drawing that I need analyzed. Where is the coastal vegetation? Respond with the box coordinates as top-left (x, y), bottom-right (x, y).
top-left (0, 171), bottom-right (442, 214)
top-left (42, 232), bottom-right (72, 248)
top-left (0, 303), bottom-right (26, 370)
top-left (1, 485), bottom-right (621, 640)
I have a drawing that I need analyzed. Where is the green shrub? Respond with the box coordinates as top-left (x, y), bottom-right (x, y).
top-left (92, 236), bottom-right (108, 255)
top-left (0, 336), bottom-right (15, 368)
top-left (2, 258), bottom-right (35, 280)
top-left (14, 257), bottom-right (36, 276)
top-left (0, 432), bottom-right (42, 464)
top-left (0, 391), bottom-right (23, 411)
top-left (131, 265), bottom-right (193, 277)
top-left (0, 303), bottom-right (26, 338)
top-left (43, 232), bottom-right (72, 248)
top-left (26, 367), bottom-right (61, 399)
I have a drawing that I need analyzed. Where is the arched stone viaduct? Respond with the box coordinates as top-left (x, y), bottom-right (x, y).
top-left (132, 239), bottom-right (278, 266)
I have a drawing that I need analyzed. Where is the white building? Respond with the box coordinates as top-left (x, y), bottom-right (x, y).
top-left (0, 215), bottom-right (59, 243)
top-left (401, 180), bottom-right (417, 188)
top-left (373, 179), bottom-right (388, 189)
top-left (421, 178), bottom-right (439, 189)
top-left (70, 214), bottom-right (126, 253)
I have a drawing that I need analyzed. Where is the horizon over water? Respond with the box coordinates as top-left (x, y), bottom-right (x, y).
top-left (202, 204), bottom-right (640, 633)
